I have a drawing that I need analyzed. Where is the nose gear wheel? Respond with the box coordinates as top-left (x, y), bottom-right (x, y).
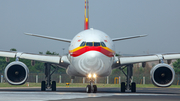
top-left (86, 79), bottom-right (97, 93)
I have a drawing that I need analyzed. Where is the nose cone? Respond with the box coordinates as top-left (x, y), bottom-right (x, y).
top-left (78, 51), bottom-right (104, 73)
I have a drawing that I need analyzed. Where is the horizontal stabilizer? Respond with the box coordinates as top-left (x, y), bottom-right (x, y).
top-left (25, 33), bottom-right (71, 43)
top-left (112, 34), bottom-right (147, 41)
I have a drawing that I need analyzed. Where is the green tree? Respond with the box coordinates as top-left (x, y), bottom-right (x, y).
top-left (39, 52), bottom-right (43, 54)
top-left (115, 53), bottom-right (121, 56)
top-left (173, 59), bottom-right (180, 74)
top-left (46, 51), bottom-right (59, 55)
top-left (10, 48), bottom-right (17, 51)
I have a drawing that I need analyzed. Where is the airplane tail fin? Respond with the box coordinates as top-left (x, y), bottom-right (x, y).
top-left (84, 0), bottom-right (89, 30)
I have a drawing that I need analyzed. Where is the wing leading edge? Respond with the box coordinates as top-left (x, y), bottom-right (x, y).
top-left (25, 33), bottom-right (71, 43)
top-left (113, 53), bottom-right (180, 68)
top-left (0, 51), bottom-right (70, 68)
top-left (112, 34), bottom-right (147, 41)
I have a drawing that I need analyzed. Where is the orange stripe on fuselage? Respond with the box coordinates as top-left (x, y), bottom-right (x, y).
top-left (69, 46), bottom-right (115, 57)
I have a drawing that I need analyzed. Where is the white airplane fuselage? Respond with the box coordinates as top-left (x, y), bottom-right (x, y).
top-left (67, 29), bottom-right (116, 77)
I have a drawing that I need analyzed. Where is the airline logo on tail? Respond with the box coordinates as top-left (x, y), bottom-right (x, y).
top-left (84, 0), bottom-right (89, 30)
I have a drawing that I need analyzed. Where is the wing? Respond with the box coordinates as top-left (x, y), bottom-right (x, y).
top-left (0, 51), bottom-right (70, 68)
top-left (112, 34), bottom-right (147, 41)
top-left (112, 53), bottom-right (180, 68)
top-left (25, 33), bottom-right (71, 43)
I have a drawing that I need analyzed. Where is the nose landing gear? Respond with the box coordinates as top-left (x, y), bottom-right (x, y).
top-left (86, 81), bottom-right (97, 93)
top-left (86, 74), bottom-right (97, 93)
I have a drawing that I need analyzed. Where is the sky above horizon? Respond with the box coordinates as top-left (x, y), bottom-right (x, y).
top-left (0, 0), bottom-right (180, 55)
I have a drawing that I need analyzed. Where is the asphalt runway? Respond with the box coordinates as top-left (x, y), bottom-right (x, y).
top-left (0, 87), bottom-right (179, 101)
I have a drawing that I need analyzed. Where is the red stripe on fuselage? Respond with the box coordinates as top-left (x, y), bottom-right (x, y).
top-left (70, 46), bottom-right (114, 57)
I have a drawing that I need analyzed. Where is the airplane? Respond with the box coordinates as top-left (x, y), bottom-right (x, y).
top-left (0, 0), bottom-right (179, 93)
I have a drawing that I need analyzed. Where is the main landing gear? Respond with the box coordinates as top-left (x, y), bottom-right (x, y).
top-left (41, 63), bottom-right (57, 91)
top-left (120, 64), bottom-right (136, 93)
top-left (86, 74), bottom-right (97, 93)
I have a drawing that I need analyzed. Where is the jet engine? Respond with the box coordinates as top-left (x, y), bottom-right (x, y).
top-left (4, 61), bottom-right (29, 85)
top-left (150, 63), bottom-right (175, 87)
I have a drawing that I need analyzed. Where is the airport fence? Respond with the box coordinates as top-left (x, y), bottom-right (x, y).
top-left (0, 72), bottom-right (180, 85)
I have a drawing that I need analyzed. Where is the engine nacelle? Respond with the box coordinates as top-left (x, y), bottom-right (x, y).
top-left (150, 63), bottom-right (175, 87)
top-left (4, 61), bottom-right (29, 85)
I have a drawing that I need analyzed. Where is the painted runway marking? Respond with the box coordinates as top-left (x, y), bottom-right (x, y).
top-left (0, 92), bottom-right (176, 101)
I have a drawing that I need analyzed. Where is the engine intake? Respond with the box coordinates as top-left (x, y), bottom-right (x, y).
top-left (150, 63), bottom-right (175, 87)
top-left (4, 61), bottom-right (29, 85)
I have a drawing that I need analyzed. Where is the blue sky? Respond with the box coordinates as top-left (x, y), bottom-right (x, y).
top-left (0, 0), bottom-right (180, 55)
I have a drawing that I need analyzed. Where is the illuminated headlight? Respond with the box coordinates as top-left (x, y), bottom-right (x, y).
top-left (116, 61), bottom-right (119, 63)
top-left (88, 74), bottom-right (92, 78)
top-left (93, 74), bottom-right (96, 78)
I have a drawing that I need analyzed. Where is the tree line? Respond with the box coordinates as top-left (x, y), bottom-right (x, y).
top-left (0, 48), bottom-right (180, 75)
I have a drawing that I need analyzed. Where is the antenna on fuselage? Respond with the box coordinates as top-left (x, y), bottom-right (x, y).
top-left (84, 0), bottom-right (89, 30)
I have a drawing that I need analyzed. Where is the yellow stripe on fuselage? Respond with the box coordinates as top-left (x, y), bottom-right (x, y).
top-left (69, 46), bottom-right (115, 53)
top-left (69, 46), bottom-right (85, 53)
top-left (102, 47), bottom-right (115, 53)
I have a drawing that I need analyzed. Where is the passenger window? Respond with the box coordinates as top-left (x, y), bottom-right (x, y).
top-left (94, 42), bottom-right (100, 46)
top-left (101, 42), bottom-right (106, 47)
top-left (80, 42), bottom-right (86, 47)
top-left (86, 42), bottom-right (93, 46)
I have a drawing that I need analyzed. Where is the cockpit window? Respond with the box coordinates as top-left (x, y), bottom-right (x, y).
top-left (94, 42), bottom-right (100, 46)
top-left (86, 42), bottom-right (93, 46)
top-left (101, 42), bottom-right (106, 47)
top-left (79, 42), bottom-right (106, 47)
top-left (80, 42), bottom-right (86, 47)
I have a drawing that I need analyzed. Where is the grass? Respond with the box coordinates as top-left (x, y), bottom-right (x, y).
top-left (0, 83), bottom-right (180, 88)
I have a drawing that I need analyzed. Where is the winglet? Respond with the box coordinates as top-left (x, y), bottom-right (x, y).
top-left (84, 0), bottom-right (89, 30)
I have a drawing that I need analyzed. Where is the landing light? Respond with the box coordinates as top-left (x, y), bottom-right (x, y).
top-left (88, 74), bottom-right (91, 78)
top-left (88, 73), bottom-right (97, 78)
top-left (117, 61), bottom-right (119, 63)
top-left (93, 74), bottom-right (96, 78)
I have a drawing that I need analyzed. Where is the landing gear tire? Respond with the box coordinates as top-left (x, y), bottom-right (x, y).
top-left (121, 82), bottom-right (125, 92)
top-left (86, 85), bottom-right (91, 93)
top-left (131, 82), bottom-right (136, 92)
top-left (93, 85), bottom-right (97, 93)
top-left (41, 81), bottom-right (46, 91)
top-left (52, 81), bottom-right (56, 91)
